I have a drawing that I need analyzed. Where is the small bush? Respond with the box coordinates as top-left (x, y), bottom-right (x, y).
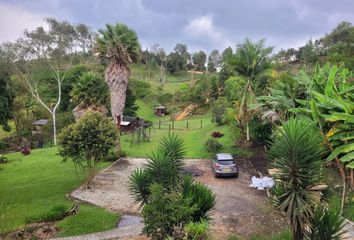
top-left (205, 138), bottom-right (223, 153)
top-left (0, 155), bottom-right (8, 164)
top-left (26, 205), bottom-right (67, 223)
top-left (184, 220), bottom-right (209, 240)
top-left (106, 149), bottom-right (127, 162)
top-left (211, 131), bottom-right (224, 138)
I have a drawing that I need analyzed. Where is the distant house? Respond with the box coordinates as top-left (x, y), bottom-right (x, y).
top-left (154, 105), bottom-right (167, 117)
top-left (32, 119), bottom-right (48, 134)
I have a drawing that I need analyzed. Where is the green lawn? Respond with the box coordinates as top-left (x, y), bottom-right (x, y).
top-left (0, 148), bottom-right (119, 236)
top-left (121, 114), bottom-right (242, 158)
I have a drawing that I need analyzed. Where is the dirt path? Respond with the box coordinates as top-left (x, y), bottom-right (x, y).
top-left (70, 158), bottom-right (285, 239)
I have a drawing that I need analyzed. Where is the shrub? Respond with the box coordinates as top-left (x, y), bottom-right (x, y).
top-left (25, 205), bottom-right (67, 223)
top-left (0, 155), bottom-right (8, 164)
top-left (70, 72), bottom-right (109, 107)
top-left (211, 97), bottom-right (228, 125)
top-left (249, 117), bottom-right (272, 143)
top-left (142, 183), bottom-right (195, 240)
top-left (59, 112), bottom-right (117, 188)
top-left (106, 149), bottom-right (127, 162)
top-left (211, 131), bottom-right (224, 138)
top-left (129, 80), bottom-right (152, 98)
top-left (205, 138), bottom-right (223, 153)
top-left (184, 219), bottom-right (209, 240)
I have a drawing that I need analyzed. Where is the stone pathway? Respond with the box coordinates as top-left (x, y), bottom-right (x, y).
top-left (50, 217), bottom-right (143, 240)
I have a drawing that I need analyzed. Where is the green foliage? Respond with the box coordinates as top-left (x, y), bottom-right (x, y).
top-left (129, 134), bottom-right (215, 238)
top-left (211, 97), bottom-right (228, 125)
top-left (0, 51), bottom-right (13, 131)
top-left (207, 49), bottom-right (221, 73)
top-left (61, 64), bottom-right (90, 111)
top-left (184, 220), bottom-right (209, 240)
top-left (309, 206), bottom-right (346, 240)
top-left (181, 176), bottom-right (216, 222)
top-left (166, 52), bottom-right (187, 75)
top-left (192, 51), bottom-right (207, 71)
top-left (249, 117), bottom-right (272, 143)
top-left (0, 155), bottom-right (8, 163)
top-left (205, 138), bottom-right (223, 154)
top-left (129, 80), bottom-right (152, 98)
top-left (227, 38), bottom-right (273, 93)
top-left (142, 183), bottom-right (195, 240)
top-left (25, 204), bottom-right (67, 223)
top-left (129, 133), bottom-right (186, 205)
top-left (269, 117), bottom-right (326, 239)
top-left (59, 112), bottom-right (117, 187)
top-left (95, 23), bottom-right (140, 65)
top-left (71, 71), bottom-right (108, 107)
top-left (224, 76), bottom-right (247, 102)
top-left (123, 86), bottom-right (138, 116)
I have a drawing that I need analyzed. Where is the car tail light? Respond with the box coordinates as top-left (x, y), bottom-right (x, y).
top-left (215, 163), bottom-right (222, 171)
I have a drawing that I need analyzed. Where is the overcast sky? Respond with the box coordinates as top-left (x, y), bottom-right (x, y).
top-left (0, 0), bottom-right (353, 53)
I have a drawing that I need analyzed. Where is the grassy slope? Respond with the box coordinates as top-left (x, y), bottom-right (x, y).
top-left (0, 148), bottom-right (119, 236)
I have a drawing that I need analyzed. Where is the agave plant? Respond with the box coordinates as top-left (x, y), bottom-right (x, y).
top-left (309, 206), bottom-right (346, 240)
top-left (181, 176), bottom-right (215, 222)
top-left (269, 117), bottom-right (326, 239)
top-left (129, 133), bottom-right (186, 206)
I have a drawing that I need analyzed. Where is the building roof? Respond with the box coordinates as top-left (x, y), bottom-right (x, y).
top-left (33, 119), bottom-right (48, 126)
top-left (215, 153), bottom-right (233, 160)
top-left (155, 105), bottom-right (166, 110)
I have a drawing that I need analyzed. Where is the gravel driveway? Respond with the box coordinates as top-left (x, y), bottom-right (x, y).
top-left (70, 158), bottom-right (285, 239)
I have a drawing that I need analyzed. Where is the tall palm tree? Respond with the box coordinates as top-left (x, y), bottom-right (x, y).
top-left (95, 23), bottom-right (140, 150)
top-left (233, 38), bottom-right (274, 93)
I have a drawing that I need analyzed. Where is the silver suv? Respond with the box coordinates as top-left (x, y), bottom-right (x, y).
top-left (211, 153), bottom-right (238, 178)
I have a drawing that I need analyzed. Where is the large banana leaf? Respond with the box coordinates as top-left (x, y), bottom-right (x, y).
top-left (324, 65), bottom-right (337, 96)
top-left (323, 113), bottom-right (354, 123)
top-left (326, 142), bottom-right (354, 161)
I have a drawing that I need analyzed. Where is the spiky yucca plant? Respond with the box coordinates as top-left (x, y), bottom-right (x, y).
top-left (269, 117), bottom-right (326, 239)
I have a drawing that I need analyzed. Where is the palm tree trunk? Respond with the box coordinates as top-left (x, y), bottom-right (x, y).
top-left (105, 61), bottom-right (130, 152)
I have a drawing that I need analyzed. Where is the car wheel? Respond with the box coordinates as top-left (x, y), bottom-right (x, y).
top-left (234, 173), bottom-right (238, 178)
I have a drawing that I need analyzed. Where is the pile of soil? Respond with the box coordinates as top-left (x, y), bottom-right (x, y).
top-left (3, 223), bottom-right (58, 240)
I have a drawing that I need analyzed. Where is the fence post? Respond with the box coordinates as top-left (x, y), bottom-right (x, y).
top-left (187, 121), bottom-right (189, 130)
top-left (169, 124), bottom-right (171, 134)
top-left (159, 121), bottom-right (161, 129)
top-left (172, 120), bottom-right (175, 129)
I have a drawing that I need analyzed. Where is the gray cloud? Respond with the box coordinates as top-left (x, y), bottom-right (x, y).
top-left (0, 0), bottom-right (353, 53)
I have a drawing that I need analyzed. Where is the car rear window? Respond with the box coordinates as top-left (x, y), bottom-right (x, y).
top-left (218, 160), bottom-right (235, 165)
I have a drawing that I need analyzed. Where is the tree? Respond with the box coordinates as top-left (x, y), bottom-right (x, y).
top-left (231, 38), bottom-right (274, 93)
top-left (94, 23), bottom-right (141, 151)
top-left (269, 117), bottom-right (326, 239)
top-left (321, 21), bottom-right (354, 69)
top-left (211, 97), bottom-right (228, 125)
top-left (71, 71), bottom-right (108, 108)
top-left (59, 112), bottom-right (117, 188)
top-left (123, 85), bottom-right (138, 116)
top-left (207, 49), bottom-right (221, 72)
top-left (192, 51), bottom-right (207, 71)
top-left (300, 39), bottom-right (318, 65)
top-left (0, 47), bottom-right (13, 131)
top-left (11, 18), bottom-right (82, 145)
top-left (166, 52), bottom-right (186, 75)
